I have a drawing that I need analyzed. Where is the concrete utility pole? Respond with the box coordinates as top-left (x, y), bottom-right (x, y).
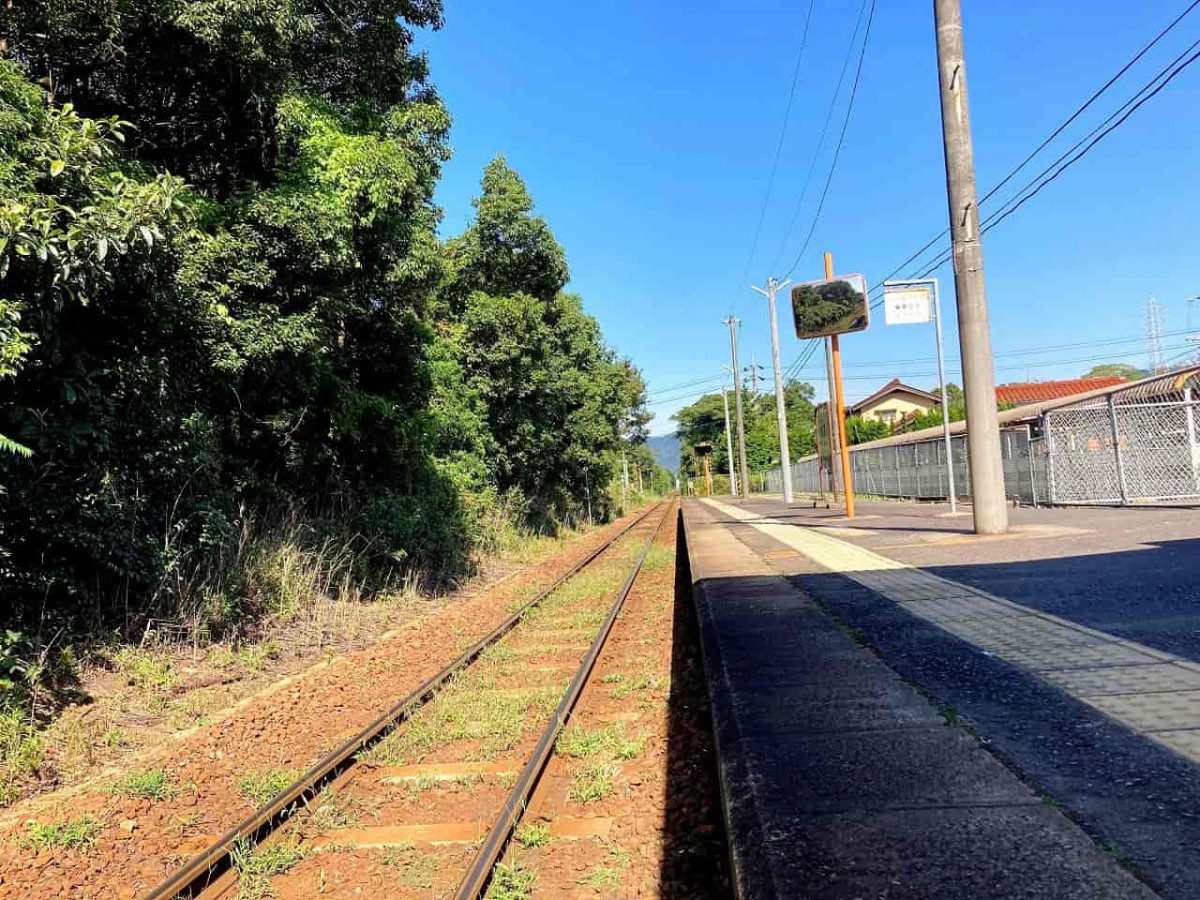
top-left (723, 316), bottom-right (752, 499)
top-left (933, 0), bottom-right (1008, 534)
top-left (621, 454), bottom-right (629, 509)
top-left (752, 277), bottom-right (794, 503)
top-left (721, 378), bottom-right (739, 497)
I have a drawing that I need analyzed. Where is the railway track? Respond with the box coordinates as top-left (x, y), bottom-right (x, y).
top-left (146, 500), bottom-right (674, 900)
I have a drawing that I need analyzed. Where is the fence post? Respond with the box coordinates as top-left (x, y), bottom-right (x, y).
top-left (1027, 431), bottom-right (1038, 506)
top-left (936, 439), bottom-right (945, 498)
top-left (1043, 415), bottom-right (1057, 504)
top-left (1108, 395), bottom-right (1129, 504)
top-left (1186, 388), bottom-right (1200, 492)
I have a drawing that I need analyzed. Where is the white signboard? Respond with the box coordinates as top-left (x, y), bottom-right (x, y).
top-left (883, 285), bottom-right (932, 326)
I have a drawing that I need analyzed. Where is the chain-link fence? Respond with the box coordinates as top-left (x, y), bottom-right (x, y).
top-left (764, 369), bottom-right (1200, 507)
top-left (1046, 385), bottom-right (1200, 504)
top-left (767, 427), bottom-right (1043, 504)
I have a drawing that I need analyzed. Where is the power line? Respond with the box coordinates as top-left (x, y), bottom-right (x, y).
top-left (741, 0), bottom-right (818, 285)
top-left (912, 37), bottom-right (1200, 281)
top-left (768, 0), bottom-right (872, 275)
top-left (782, 338), bottom-right (821, 383)
top-left (645, 372), bottom-right (726, 397)
top-left (908, 41), bottom-right (1200, 283)
top-left (979, 0), bottom-right (1200, 208)
top-left (780, 0), bottom-right (879, 281)
top-left (972, 44), bottom-right (1200, 244)
top-left (781, 0), bottom-right (877, 279)
top-left (786, 344), bottom-right (1191, 383)
top-left (648, 343), bottom-right (1182, 411)
top-left (778, 329), bottom-right (1192, 379)
top-left (867, 0), bottom-right (1200, 303)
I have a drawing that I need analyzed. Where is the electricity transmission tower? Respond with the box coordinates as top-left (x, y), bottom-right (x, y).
top-left (1147, 295), bottom-right (1165, 374)
top-left (744, 358), bottom-right (765, 396)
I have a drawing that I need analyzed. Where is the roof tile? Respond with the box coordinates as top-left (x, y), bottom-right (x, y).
top-left (995, 376), bottom-right (1127, 405)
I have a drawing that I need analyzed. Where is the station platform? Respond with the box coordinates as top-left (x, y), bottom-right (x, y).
top-left (682, 498), bottom-right (1160, 899)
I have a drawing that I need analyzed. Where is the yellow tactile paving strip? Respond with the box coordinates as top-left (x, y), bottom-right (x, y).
top-left (702, 499), bottom-right (1200, 766)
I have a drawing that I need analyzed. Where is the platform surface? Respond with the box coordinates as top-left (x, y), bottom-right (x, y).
top-left (682, 498), bottom-right (1157, 899)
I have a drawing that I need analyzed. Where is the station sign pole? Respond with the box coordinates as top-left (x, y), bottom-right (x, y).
top-left (883, 278), bottom-right (957, 513)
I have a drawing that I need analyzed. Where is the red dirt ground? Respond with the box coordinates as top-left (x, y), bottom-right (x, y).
top-left (0, 511), bottom-right (647, 899)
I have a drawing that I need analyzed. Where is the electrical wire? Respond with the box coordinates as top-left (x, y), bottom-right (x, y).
top-left (906, 41), bottom-right (1200, 283)
top-left (767, 0), bottom-right (871, 276)
top-left (784, 328), bottom-right (1196, 373)
top-left (781, 0), bottom-right (877, 280)
top-left (909, 37), bottom-right (1200, 281)
top-left (740, 0), bottom-right (818, 287)
top-left (866, 0), bottom-right (1200, 303)
top-left (645, 372), bottom-right (727, 397)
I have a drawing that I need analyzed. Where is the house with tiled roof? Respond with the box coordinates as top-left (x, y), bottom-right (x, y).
top-left (848, 378), bottom-right (940, 427)
top-left (994, 376), bottom-right (1127, 406)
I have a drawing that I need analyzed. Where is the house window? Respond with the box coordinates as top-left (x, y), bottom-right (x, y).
top-left (877, 409), bottom-right (897, 424)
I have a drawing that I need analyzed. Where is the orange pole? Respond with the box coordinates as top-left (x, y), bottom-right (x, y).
top-left (825, 252), bottom-right (856, 519)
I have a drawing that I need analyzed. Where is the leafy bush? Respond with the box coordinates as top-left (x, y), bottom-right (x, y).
top-left (0, 4), bottom-right (651, 641)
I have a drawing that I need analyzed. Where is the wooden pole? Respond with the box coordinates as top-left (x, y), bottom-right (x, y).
top-left (826, 252), bottom-right (855, 519)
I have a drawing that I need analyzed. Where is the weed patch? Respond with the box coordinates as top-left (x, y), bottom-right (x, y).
top-left (379, 843), bottom-right (440, 889)
top-left (570, 761), bottom-right (619, 804)
top-left (0, 705), bottom-right (43, 803)
top-left (230, 838), bottom-right (307, 900)
top-left (238, 768), bottom-right (301, 806)
top-left (514, 821), bottom-right (552, 848)
top-left (111, 648), bottom-right (177, 693)
top-left (109, 768), bottom-right (176, 801)
top-left (21, 817), bottom-right (101, 851)
top-left (556, 723), bottom-right (644, 762)
top-left (580, 846), bottom-right (631, 889)
top-left (487, 861), bottom-right (537, 899)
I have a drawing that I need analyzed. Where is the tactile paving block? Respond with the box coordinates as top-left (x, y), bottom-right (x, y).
top-left (1045, 664), bottom-right (1200, 697)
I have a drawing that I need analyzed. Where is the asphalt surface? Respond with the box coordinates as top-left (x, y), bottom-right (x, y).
top-left (717, 496), bottom-right (1200, 899)
top-left (681, 501), bottom-right (1155, 900)
top-left (743, 497), bottom-right (1200, 663)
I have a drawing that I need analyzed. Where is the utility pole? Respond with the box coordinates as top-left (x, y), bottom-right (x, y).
top-left (752, 277), bottom-right (794, 503)
top-left (723, 316), bottom-right (752, 500)
top-left (933, 0), bottom-right (1008, 534)
top-left (721, 375), bottom-right (739, 497)
top-left (621, 454), bottom-right (629, 509)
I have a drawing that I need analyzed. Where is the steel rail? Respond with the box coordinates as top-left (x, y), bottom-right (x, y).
top-left (454, 500), bottom-right (674, 899)
top-left (144, 504), bottom-right (660, 900)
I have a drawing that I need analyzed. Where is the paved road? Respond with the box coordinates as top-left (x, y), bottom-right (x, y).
top-left (704, 496), bottom-right (1200, 899)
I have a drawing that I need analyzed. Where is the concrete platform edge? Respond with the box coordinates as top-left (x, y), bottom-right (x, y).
top-left (680, 502), bottom-right (775, 900)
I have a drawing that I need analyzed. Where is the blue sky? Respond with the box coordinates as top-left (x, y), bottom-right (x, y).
top-left (418, 0), bottom-right (1200, 435)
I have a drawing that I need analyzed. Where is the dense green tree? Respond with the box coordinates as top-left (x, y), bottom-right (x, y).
top-left (673, 380), bottom-right (816, 478)
top-left (447, 158), bottom-right (642, 525)
top-left (0, 5), bottom-right (649, 632)
top-left (1084, 363), bottom-right (1146, 380)
top-left (845, 415), bottom-right (890, 445)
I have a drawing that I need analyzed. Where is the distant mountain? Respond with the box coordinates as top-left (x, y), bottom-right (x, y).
top-left (647, 432), bottom-right (680, 472)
